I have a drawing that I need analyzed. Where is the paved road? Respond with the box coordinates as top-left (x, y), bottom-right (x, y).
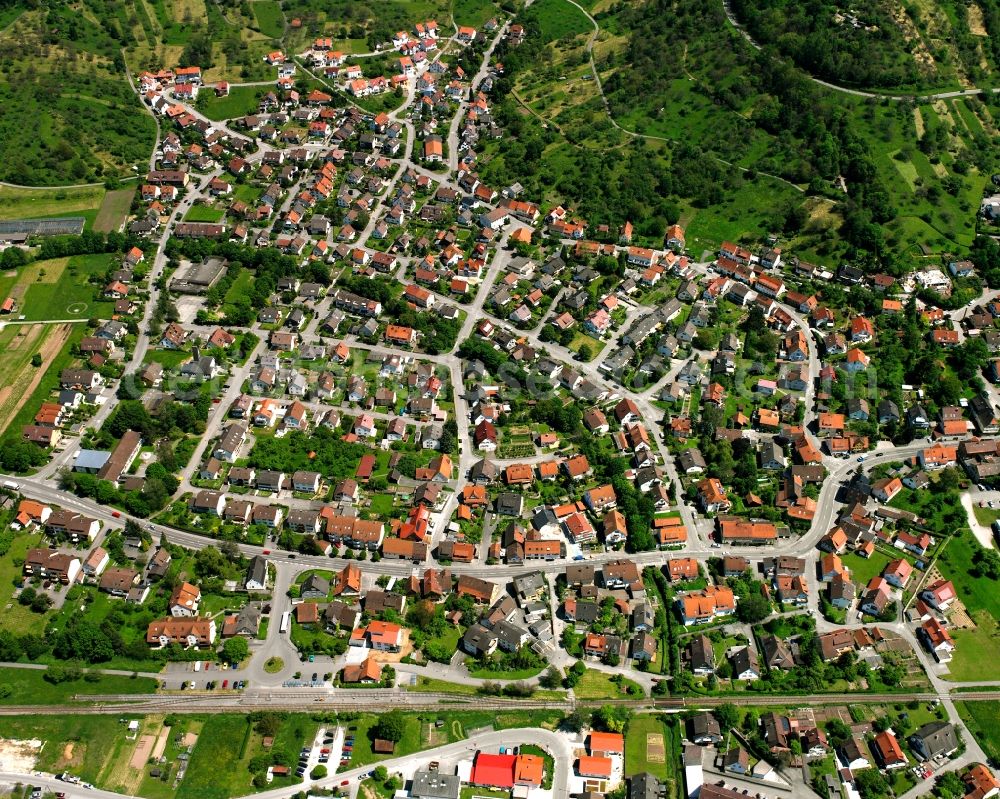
top-left (0, 773), bottom-right (139, 799)
top-left (236, 727), bottom-right (573, 799)
top-left (4, 4), bottom-right (998, 780)
top-left (245, 561), bottom-right (302, 686)
top-left (177, 334), bottom-right (268, 486)
top-left (0, 727), bottom-right (573, 799)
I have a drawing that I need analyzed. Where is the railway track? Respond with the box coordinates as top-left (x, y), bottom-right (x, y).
top-left (0, 689), bottom-right (997, 716)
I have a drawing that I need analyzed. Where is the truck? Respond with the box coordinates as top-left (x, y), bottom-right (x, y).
top-left (2, 480), bottom-right (19, 490)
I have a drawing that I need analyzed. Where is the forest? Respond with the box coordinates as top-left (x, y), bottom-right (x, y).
top-left (730, 0), bottom-right (1000, 90)
top-left (730, 0), bottom-right (925, 89)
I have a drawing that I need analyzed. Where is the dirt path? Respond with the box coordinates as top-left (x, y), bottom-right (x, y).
top-left (0, 738), bottom-right (42, 771)
top-left (960, 493), bottom-right (996, 550)
top-left (152, 725), bottom-right (170, 759)
top-left (0, 322), bottom-right (71, 436)
top-left (130, 735), bottom-right (155, 769)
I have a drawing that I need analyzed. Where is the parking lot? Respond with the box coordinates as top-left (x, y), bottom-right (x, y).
top-left (296, 725), bottom-right (345, 781)
top-left (160, 659), bottom-right (248, 691)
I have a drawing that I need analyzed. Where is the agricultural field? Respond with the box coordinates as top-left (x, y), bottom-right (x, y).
top-left (0, 185), bottom-right (107, 226)
top-left (251, 0), bottom-right (285, 38)
top-left (0, 321), bottom-right (78, 438)
top-left (93, 187), bottom-right (138, 233)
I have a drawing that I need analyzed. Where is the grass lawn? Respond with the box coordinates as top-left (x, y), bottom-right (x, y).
top-left (355, 91), bottom-right (408, 115)
top-left (198, 85), bottom-right (265, 121)
top-left (0, 667), bottom-right (156, 704)
top-left (177, 715), bottom-right (320, 799)
top-left (842, 549), bottom-right (895, 587)
top-left (0, 532), bottom-right (48, 632)
top-left (0, 184), bottom-right (104, 222)
top-left (252, 0), bottom-right (285, 37)
top-left (408, 676), bottom-right (480, 695)
top-left (946, 612), bottom-right (1000, 681)
top-left (184, 204), bottom-right (226, 223)
top-left (574, 668), bottom-right (644, 699)
top-left (343, 713), bottom-right (423, 768)
top-left (4, 253), bottom-right (118, 322)
top-left (175, 716), bottom-right (255, 799)
top-left (971, 504), bottom-right (1000, 527)
top-left (567, 331), bottom-right (601, 361)
top-left (889, 487), bottom-right (967, 538)
top-left (408, 677), bottom-right (565, 701)
top-left (232, 183), bottom-right (262, 204)
top-left (415, 624), bottom-right (462, 659)
top-left (528, 0), bottom-right (592, 41)
top-left (625, 715), bottom-right (669, 779)
top-left (144, 348), bottom-right (192, 368)
top-left (467, 664), bottom-right (544, 679)
top-left (223, 268), bottom-right (254, 305)
top-left (461, 788), bottom-right (509, 799)
top-left (369, 493), bottom-right (395, 516)
top-left (937, 532), bottom-right (1000, 618)
top-left (956, 701), bottom-right (1000, 763)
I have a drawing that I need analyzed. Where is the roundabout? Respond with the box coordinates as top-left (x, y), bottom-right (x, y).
top-left (263, 657), bottom-right (284, 674)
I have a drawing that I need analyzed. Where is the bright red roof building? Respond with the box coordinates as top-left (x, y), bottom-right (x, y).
top-left (471, 753), bottom-right (516, 788)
